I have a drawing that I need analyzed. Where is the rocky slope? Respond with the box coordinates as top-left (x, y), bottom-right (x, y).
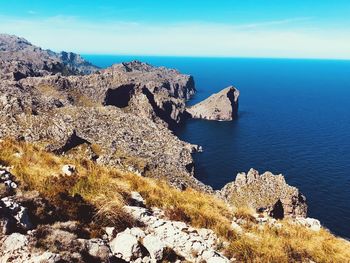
top-left (0, 34), bottom-right (204, 191)
top-left (186, 86), bottom-right (239, 121)
top-left (0, 34), bottom-right (98, 80)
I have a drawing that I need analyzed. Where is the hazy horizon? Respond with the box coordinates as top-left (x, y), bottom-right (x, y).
top-left (1, 0), bottom-right (350, 59)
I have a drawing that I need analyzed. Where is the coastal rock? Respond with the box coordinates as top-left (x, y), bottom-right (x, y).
top-left (186, 86), bottom-right (239, 121)
top-left (0, 34), bottom-right (209, 191)
top-left (220, 168), bottom-right (307, 219)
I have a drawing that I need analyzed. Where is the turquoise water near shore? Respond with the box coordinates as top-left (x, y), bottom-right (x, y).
top-left (85, 55), bottom-right (350, 238)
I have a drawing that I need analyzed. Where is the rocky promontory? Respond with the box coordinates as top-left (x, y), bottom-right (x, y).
top-left (186, 86), bottom-right (239, 121)
top-left (219, 169), bottom-right (307, 219)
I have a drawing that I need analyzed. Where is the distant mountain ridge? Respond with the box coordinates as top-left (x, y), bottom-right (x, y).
top-left (0, 34), bottom-right (98, 80)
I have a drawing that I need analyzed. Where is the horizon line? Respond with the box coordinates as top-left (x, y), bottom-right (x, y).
top-left (81, 53), bottom-right (350, 62)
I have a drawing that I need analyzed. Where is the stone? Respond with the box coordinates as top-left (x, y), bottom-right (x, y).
top-left (130, 191), bottom-right (146, 207)
top-left (142, 234), bottom-right (166, 260)
top-left (61, 164), bottom-right (76, 176)
top-left (186, 86), bottom-right (239, 121)
top-left (85, 238), bottom-right (110, 260)
top-left (2, 233), bottom-right (28, 252)
top-left (109, 231), bottom-right (143, 261)
top-left (295, 217), bottom-right (321, 231)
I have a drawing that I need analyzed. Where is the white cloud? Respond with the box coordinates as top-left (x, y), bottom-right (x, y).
top-left (0, 15), bottom-right (349, 59)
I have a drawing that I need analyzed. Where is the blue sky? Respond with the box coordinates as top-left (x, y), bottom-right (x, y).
top-left (0, 0), bottom-right (350, 59)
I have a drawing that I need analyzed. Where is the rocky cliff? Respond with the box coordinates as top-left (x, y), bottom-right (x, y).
top-left (219, 169), bottom-right (307, 219)
top-left (0, 34), bottom-right (98, 80)
top-left (0, 34), bottom-right (203, 191)
top-left (186, 86), bottom-right (239, 121)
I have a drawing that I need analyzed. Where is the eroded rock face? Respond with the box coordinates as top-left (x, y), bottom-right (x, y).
top-left (186, 86), bottom-right (239, 121)
top-left (219, 169), bottom-right (307, 218)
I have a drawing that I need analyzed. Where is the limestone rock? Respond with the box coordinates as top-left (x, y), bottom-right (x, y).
top-left (294, 217), bottom-right (321, 231)
top-left (186, 86), bottom-right (239, 121)
top-left (220, 168), bottom-right (307, 219)
top-left (61, 164), bottom-right (76, 176)
top-left (123, 204), bottom-right (229, 262)
top-left (142, 234), bottom-right (166, 260)
top-left (110, 231), bottom-right (143, 261)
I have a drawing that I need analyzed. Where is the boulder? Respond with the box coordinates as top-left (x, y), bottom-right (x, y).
top-left (2, 233), bottom-right (28, 252)
top-left (142, 234), bottom-right (166, 261)
top-left (186, 86), bottom-right (239, 121)
top-left (109, 231), bottom-right (143, 261)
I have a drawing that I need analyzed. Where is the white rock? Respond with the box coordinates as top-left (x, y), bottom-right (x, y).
top-left (295, 217), bottom-right (321, 231)
top-left (206, 255), bottom-right (230, 263)
top-left (105, 227), bottom-right (115, 240)
top-left (142, 234), bottom-right (166, 261)
top-left (130, 227), bottom-right (146, 239)
top-left (109, 232), bottom-right (142, 261)
top-left (131, 191), bottom-right (145, 207)
top-left (2, 233), bottom-right (28, 252)
top-left (61, 164), bottom-right (76, 176)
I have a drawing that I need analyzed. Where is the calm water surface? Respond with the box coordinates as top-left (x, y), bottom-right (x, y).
top-left (85, 55), bottom-right (350, 238)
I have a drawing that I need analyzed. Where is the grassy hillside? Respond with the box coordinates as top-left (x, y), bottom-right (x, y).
top-left (1, 138), bottom-right (349, 262)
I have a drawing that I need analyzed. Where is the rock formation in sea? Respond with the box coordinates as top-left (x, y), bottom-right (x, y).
top-left (186, 86), bottom-right (239, 121)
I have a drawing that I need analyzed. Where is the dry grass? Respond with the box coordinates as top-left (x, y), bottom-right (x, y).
top-left (1, 138), bottom-right (350, 262)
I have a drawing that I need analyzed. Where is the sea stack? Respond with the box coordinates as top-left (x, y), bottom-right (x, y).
top-left (186, 86), bottom-right (239, 121)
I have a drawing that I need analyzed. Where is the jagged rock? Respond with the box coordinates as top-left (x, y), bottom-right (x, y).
top-left (109, 231), bottom-right (143, 261)
top-left (142, 234), bottom-right (166, 261)
top-left (0, 35), bottom-right (210, 191)
top-left (0, 34), bottom-right (98, 80)
top-left (186, 86), bottom-right (239, 121)
top-left (220, 168), bottom-right (307, 219)
top-left (123, 202), bottom-right (229, 262)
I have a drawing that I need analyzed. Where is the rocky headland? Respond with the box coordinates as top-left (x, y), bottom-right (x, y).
top-left (186, 86), bottom-right (239, 121)
top-left (1, 34), bottom-right (349, 262)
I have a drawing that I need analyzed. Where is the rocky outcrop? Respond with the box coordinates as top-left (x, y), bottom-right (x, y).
top-left (0, 34), bottom-right (98, 80)
top-left (0, 165), bottom-right (228, 262)
top-left (186, 86), bottom-right (239, 121)
top-left (18, 60), bottom-right (195, 126)
top-left (219, 169), bottom-right (307, 219)
top-left (0, 35), bottom-right (205, 191)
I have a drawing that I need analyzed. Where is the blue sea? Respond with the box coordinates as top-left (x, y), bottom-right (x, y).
top-left (85, 55), bottom-right (350, 239)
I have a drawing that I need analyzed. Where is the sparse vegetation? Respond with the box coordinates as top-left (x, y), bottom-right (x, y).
top-left (1, 138), bottom-right (350, 262)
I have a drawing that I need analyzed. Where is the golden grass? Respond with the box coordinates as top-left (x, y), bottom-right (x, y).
top-left (1, 138), bottom-right (350, 262)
